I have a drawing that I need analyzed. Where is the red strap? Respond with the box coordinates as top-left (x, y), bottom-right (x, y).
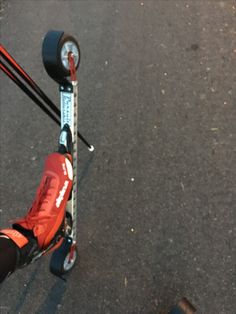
top-left (68, 52), bottom-right (77, 82)
top-left (0, 229), bottom-right (29, 248)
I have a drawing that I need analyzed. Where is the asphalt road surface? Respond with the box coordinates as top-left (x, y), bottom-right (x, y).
top-left (0, 1), bottom-right (235, 313)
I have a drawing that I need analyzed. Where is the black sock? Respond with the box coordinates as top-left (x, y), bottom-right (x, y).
top-left (12, 224), bottom-right (39, 266)
top-left (0, 236), bottom-right (18, 283)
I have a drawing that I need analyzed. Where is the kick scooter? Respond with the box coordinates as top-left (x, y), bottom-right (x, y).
top-left (0, 30), bottom-right (94, 277)
top-left (0, 33), bottom-right (198, 312)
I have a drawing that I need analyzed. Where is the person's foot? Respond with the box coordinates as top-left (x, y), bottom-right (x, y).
top-left (0, 152), bottom-right (73, 265)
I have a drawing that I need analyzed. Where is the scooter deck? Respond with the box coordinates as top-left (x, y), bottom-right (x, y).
top-left (60, 82), bottom-right (78, 243)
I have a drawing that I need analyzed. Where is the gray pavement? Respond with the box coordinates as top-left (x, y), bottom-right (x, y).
top-left (0, 1), bottom-right (236, 313)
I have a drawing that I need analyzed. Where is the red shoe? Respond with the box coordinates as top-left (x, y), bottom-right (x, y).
top-left (16, 152), bottom-right (73, 249)
top-left (1, 152), bottom-right (73, 252)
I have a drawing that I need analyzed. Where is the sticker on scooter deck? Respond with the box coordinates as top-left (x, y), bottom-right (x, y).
top-left (60, 91), bottom-right (74, 131)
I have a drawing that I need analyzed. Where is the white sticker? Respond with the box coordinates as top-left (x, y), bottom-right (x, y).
top-left (61, 92), bottom-right (72, 127)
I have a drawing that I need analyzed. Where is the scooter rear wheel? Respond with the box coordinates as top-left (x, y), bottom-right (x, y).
top-left (50, 237), bottom-right (78, 276)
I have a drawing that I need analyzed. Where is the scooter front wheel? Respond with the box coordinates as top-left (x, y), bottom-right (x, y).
top-left (42, 30), bottom-right (80, 84)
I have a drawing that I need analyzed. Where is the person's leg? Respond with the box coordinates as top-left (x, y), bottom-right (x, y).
top-left (0, 236), bottom-right (18, 283)
top-left (0, 228), bottom-right (39, 283)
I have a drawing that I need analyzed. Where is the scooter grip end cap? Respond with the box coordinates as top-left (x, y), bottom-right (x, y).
top-left (88, 145), bottom-right (95, 152)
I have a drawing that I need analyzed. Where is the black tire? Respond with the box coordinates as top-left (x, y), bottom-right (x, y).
top-left (50, 237), bottom-right (78, 276)
top-left (42, 30), bottom-right (80, 84)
